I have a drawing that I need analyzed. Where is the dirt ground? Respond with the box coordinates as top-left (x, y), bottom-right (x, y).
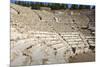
top-left (69, 51), bottom-right (95, 63)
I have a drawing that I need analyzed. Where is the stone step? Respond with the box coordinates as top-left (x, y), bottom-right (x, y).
top-left (51, 43), bottom-right (66, 49)
top-left (32, 34), bottom-right (57, 37)
top-left (61, 34), bottom-right (79, 37)
top-left (68, 41), bottom-right (85, 48)
top-left (28, 31), bottom-right (57, 35)
top-left (31, 33), bottom-right (56, 35)
top-left (64, 38), bottom-right (82, 41)
top-left (49, 40), bottom-right (62, 44)
top-left (88, 40), bottom-right (95, 44)
top-left (65, 39), bottom-right (82, 42)
top-left (68, 41), bottom-right (83, 44)
top-left (86, 36), bottom-right (95, 39)
top-left (60, 32), bottom-right (80, 35)
top-left (62, 36), bottom-right (80, 39)
top-left (89, 44), bottom-right (95, 46)
top-left (40, 38), bottom-right (60, 41)
top-left (69, 42), bottom-right (84, 46)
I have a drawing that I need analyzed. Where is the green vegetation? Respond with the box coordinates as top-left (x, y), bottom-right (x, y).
top-left (79, 5), bottom-right (90, 9)
top-left (14, 1), bottom-right (94, 10)
top-left (70, 4), bottom-right (79, 9)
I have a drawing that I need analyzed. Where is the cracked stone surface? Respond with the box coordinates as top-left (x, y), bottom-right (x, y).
top-left (10, 4), bottom-right (95, 66)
